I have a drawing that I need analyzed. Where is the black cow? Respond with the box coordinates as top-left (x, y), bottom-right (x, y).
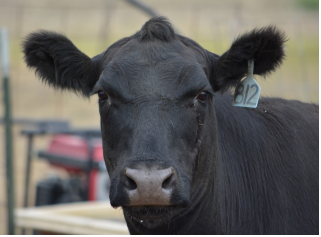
top-left (23, 17), bottom-right (318, 234)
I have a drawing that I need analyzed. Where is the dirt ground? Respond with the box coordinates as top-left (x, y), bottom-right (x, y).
top-left (0, 0), bottom-right (318, 234)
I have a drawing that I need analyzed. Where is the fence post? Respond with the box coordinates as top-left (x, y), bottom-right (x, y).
top-left (1, 28), bottom-right (15, 235)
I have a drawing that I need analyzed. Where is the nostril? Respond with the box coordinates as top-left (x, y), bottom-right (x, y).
top-left (162, 173), bottom-right (175, 190)
top-left (124, 176), bottom-right (137, 190)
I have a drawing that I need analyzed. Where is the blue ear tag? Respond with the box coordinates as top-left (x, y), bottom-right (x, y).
top-left (233, 60), bottom-right (261, 108)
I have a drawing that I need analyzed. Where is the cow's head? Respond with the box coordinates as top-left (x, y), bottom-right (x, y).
top-left (23, 17), bottom-right (285, 230)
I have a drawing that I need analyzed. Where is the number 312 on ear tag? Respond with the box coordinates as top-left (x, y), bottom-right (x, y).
top-left (233, 60), bottom-right (261, 108)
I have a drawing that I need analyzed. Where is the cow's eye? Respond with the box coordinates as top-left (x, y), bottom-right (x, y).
top-left (197, 91), bottom-right (208, 103)
top-left (98, 90), bottom-right (108, 101)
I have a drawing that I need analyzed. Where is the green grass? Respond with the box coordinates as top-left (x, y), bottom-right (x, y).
top-left (297, 0), bottom-right (319, 10)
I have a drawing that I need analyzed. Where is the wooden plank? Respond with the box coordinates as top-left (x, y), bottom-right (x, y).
top-left (15, 201), bottom-right (129, 235)
top-left (23, 201), bottom-right (125, 219)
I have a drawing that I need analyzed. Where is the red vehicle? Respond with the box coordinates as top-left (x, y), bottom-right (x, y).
top-left (35, 132), bottom-right (110, 206)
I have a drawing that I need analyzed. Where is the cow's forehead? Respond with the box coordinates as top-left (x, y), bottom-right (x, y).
top-left (114, 38), bottom-right (202, 63)
top-left (98, 38), bottom-right (209, 98)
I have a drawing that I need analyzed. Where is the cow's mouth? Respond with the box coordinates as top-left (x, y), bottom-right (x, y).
top-left (123, 205), bottom-right (175, 221)
top-left (123, 205), bottom-right (179, 228)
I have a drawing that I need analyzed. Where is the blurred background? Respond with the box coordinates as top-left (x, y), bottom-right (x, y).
top-left (0, 0), bottom-right (318, 234)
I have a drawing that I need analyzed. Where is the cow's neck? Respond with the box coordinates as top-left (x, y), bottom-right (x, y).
top-left (212, 94), bottom-right (268, 234)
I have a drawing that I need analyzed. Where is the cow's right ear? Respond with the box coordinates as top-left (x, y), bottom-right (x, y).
top-left (208, 26), bottom-right (286, 92)
top-left (22, 30), bottom-right (102, 97)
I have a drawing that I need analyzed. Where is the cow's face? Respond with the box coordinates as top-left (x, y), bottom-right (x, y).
top-left (91, 39), bottom-right (215, 227)
top-left (22, 17), bottom-right (285, 230)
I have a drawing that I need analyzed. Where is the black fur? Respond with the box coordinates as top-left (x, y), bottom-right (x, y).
top-left (211, 95), bottom-right (318, 234)
top-left (212, 26), bottom-right (287, 92)
top-left (22, 17), bottom-right (318, 234)
top-left (135, 16), bottom-right (176, 42)
top-left (22, 30), bottom-right (102, 96)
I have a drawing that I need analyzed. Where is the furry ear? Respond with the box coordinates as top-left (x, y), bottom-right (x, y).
top-left (22, 30), bottom-right (102, 97)
top-left (210, 26), bottom-right (287, 92)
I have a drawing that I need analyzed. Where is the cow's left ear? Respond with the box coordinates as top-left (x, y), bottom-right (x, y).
top-left (209, 26), bottom-right (287, 92)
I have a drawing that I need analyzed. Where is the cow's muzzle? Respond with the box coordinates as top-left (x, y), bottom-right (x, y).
top-left (124, 166), bottom-right (176, 206)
